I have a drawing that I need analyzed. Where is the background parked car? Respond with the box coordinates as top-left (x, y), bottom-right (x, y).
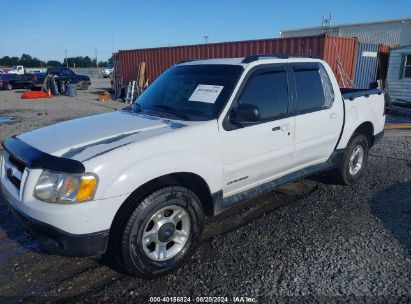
top-left (0, 73), bottom-right (38, 90)
top-left (101, 65), bottom-right (113, 78)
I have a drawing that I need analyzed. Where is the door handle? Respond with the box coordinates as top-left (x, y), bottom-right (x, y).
top-left (272, 126), bottom-right (280, 131)
top-left (330, 113), bottom-right (337, 119)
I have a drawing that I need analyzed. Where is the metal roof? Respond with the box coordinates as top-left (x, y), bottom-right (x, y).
top-left (280, 17), bottom-right (411, 34)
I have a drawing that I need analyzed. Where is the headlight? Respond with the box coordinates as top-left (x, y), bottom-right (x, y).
top-left (34, 170), bottom-right (98, 203)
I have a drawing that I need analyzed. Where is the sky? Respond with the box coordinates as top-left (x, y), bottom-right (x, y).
top-left (1, 0), bottom-right (410, 62)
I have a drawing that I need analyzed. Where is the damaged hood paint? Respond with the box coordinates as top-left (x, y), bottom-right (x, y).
top-left (17, 111), bottom-right (190, 161)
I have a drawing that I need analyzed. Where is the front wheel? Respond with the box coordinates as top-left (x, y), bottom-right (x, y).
top-left (335, 134), bottom-right (369, 186)
top-left (118, 186), bottom-right (204, 278)
top-left (79, 81), bottom-right (89, 90)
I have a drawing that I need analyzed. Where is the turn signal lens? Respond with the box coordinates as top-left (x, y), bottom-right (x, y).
top-left (76, 177), bottom-right (97, 201)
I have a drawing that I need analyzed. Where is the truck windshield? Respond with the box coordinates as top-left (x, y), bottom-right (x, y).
top-left (134, 64), bottom-right (243, 121)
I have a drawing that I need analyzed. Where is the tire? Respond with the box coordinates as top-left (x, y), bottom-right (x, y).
top-left (6, 83), bottom-right (13, 90)
top-left (79, 81), bottom-right (89, 90)
top-left (335, 134), bottom-right (369, 186)
top-left (116, 186), bottom-right (204, 278)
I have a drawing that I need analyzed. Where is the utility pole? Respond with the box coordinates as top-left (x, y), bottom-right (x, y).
top-left (65, 49), bottom-right (68, 67)
top-left (204, 35), bottom-right (209, 44)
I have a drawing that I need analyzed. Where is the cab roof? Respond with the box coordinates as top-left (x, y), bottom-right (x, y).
top-left (177, 55), bottom-right (322, 67)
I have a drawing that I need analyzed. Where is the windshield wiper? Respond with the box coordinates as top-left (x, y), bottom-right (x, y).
top-left (150, 104), bottom-right (190, 121)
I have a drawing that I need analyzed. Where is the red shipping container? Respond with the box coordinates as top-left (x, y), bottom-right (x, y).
top-left (113, 34), bottom-right (358, 89)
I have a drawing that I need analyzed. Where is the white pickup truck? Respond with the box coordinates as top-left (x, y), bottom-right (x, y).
top-left (7, 65), bottom-right (26, 75)
top-left (1, 55), bottom-right (385, 277)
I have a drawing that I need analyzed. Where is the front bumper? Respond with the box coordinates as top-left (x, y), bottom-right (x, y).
top-left (1, 188), bottom-right (109, 257)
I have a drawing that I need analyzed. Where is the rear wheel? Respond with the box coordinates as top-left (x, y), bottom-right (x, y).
top-left (335, 134), bottom-right (369, 186)
top-left (116, 186), bottom-right (204, 278)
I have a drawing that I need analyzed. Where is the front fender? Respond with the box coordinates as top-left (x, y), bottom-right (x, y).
top-left (92, 151), bottom-right (223, 200)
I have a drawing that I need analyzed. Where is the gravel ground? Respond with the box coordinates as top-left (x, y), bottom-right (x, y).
top-left (0, 83), bottom-right (410, 303)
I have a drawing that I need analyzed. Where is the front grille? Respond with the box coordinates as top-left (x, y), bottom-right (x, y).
top-left (8, 155), bottom-right (26, 173)
top-left (6, 169), bottom-right (21, 189)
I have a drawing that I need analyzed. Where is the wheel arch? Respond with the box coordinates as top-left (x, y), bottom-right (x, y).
top-left (353, 121), bottom-right (374, 146)
top-left (337, 120), bottom-right (376, 150)
top-left (107, 171), bottom-right (214, 253)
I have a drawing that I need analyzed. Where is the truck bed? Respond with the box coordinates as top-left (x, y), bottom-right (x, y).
top-left (340, 88), bottom-right (384, 101)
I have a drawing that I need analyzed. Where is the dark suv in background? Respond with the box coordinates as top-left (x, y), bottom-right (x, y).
top-left (46, 67), bottom-right (91, 90)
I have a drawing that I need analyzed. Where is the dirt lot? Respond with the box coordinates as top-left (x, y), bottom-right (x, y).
top-left (0, 80), bottom-right (410, 303)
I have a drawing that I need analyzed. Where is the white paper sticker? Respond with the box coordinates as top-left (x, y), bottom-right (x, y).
top-left (362, 51), bottom-right (377, 58)
top-left (188, 84), bottom-right (224, 104)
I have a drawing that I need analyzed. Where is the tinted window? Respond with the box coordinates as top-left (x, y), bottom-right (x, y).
top-left (293, 68), bottom-right (326, 112)
top-left (404, 55), bottom-right (411, 78)
top-left (62, 69), bottom-right (74, 76)
top-left (238, 70), bottom-right (288, 120)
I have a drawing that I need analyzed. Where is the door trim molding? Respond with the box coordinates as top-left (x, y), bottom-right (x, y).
top-left (212, 149), bottom-right (344, 215)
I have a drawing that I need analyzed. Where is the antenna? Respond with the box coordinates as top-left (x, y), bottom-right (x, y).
top-left (321, 14), bottom-right (332, 32)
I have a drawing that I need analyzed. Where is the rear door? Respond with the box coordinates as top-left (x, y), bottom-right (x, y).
top-left (220, 65), bottom-right (296, 197)
top-left (290, 62), bottom-right (343, 168)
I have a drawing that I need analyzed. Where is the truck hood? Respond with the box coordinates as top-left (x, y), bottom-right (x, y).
top-left (17, 111), bottom-right (191, 162)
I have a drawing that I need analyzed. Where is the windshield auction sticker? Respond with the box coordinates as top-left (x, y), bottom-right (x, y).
top-left (188, 84), bottom-right (224, 104)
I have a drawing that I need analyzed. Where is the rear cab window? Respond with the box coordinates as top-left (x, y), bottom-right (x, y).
top-left (291, 63), bottom-right (334, 113)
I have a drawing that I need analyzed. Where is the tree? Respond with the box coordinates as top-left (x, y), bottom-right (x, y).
top-left (0, 56), bottom-right (19, 67)
top-left (98, 61), bottom-right (108, 67)
top-left (47, 60), bottom-right (62, 67)
top-left (18, 54), bottom-right (45, 67)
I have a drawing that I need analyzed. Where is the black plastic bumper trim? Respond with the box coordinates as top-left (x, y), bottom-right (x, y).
top-left (2, 194), bottom-right (108, 257)
top-left (2, 136), bottom-right (85, 173)
top-left (373, 130), bottom-right (384, 146)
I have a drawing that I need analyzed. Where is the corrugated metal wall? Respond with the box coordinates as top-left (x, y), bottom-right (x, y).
top-left (114, 35), bottom-right (358, 89)
top-left (386, 46), bottom-right (411, 103)
top-left (354, 43), bottom-right (379, 89)
top-left (322, 36), bottom-right (357, 87)
top-left (281, 19), bottom-right (411, 45)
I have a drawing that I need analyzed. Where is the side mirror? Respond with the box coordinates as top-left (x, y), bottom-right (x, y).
top-left (230, 104), bottom-right (261, 124)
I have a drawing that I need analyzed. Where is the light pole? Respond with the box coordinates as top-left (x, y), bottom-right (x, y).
top-left (95, 49), bottom-right (98, 68)
top-left (204, 35), bottom-right (209, 44)
top-left (65, 49), bottom-right (68, 67)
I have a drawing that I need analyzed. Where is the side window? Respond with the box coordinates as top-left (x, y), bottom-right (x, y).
top-left (402, 54), bottom-right (411, 78)
top-left (319, 64), bottom-right (335, 107)
top-left (238, 70), bottom-right (289, 120)
top-left (62, 69), bottom-right (73, 76)
top-left (293, 65), bottom-right (330, 112)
